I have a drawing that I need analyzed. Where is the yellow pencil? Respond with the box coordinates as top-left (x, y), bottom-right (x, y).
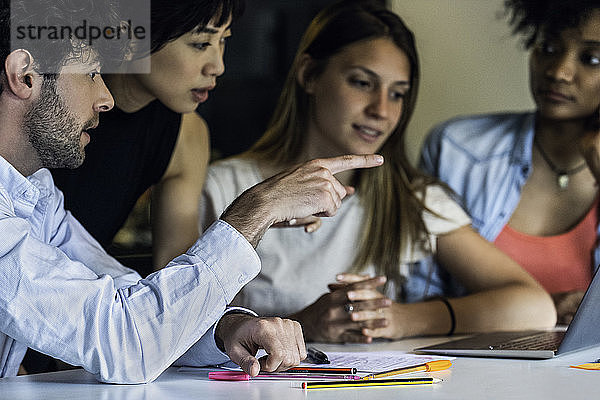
top-left (302, 377), bottom-right (441, 389)
top-left (361, 359), bottom-right (452, 380)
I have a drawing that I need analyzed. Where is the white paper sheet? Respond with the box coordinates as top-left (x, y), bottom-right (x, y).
top-left (179, 350), bottom-right (453, 374)
top-left (307, 351), bottom-right (453, 372)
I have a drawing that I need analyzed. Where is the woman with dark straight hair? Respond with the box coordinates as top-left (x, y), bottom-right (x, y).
top-left (51, 0), bottom-right (245, 272)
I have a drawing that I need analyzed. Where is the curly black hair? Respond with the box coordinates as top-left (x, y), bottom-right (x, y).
top-left (505, 0), bottom-right (600, 48)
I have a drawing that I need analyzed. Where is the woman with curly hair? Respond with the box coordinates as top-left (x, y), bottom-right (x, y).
top-left (421, 0), bottom-right (600, 325)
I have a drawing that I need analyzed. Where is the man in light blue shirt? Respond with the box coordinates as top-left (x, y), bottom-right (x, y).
top-left (0, 0), bottom-right (383, 383)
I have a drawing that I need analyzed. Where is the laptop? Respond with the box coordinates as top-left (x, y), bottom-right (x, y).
top-left (415, 267), bottom-right (600, 359)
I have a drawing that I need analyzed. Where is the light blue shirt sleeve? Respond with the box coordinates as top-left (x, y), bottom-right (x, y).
top-left (0, 170), bottom-right (261, 384)
top-left (175, 306), bottom-right (258, 367)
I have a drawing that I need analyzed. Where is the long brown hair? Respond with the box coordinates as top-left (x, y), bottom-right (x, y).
top-left (247, 0), bottom-right (438, 279)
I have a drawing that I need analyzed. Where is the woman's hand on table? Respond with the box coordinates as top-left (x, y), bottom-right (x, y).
top-left (552, 290), bottom-right (586, 325)
top-left (334, 273), bottom-right (408, 340)
top-left (289, 275), bottom-right (391, 343)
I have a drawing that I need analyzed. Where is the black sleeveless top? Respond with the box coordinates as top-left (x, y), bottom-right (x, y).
top-left (51, 100), bottom-right (181, 247)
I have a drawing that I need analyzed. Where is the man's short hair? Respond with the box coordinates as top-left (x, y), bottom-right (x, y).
top-left (1, 0), bottom-right (128, 91)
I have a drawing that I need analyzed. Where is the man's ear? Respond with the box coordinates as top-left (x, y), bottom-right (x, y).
top-left (296, 54), bottom-right (317, 94)
top-left (4, 49), bottom-right (35, 99)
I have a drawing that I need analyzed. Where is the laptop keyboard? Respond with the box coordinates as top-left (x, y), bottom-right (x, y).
top-left (492, 331), bottom-right (565, 351)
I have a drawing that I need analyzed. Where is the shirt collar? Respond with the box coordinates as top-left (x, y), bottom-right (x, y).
top-left (0, 156), bottom-right (54, 217)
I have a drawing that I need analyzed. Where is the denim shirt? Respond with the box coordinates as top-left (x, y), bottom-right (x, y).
top-left (419, 112), bottom-right (600, 273)
top-left (0, 156), bottom-right (260, 383)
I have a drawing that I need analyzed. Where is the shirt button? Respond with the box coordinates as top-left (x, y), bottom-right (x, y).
top-left (238, 273), bottom-right (247, 283)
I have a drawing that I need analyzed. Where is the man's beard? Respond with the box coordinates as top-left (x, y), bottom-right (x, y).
top-left (23, 78), bottom-right (97, 169)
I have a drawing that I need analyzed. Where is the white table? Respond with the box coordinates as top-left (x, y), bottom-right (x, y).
top-left (2, 337), bottom-right (599, 400)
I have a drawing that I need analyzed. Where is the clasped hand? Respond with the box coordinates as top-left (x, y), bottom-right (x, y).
top-left (291, 274), bottom-right (393, 343)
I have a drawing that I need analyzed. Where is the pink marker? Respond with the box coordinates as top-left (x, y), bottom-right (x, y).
top-left (208, 371), bottom-right (361, 381)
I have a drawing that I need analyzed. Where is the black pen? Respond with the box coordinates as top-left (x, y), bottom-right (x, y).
top-left (306, 346), bottom-right (330, 364)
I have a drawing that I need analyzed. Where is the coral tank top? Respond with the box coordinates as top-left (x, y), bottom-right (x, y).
top-left (494, 199), bottom-right (598, 293)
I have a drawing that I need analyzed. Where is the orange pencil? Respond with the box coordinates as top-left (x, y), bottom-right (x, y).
top-left (361, 360), bottom-right (451, 380)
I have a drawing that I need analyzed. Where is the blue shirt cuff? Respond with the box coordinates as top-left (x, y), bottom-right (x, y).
top-left (175, 306), bottom-right (257, 367)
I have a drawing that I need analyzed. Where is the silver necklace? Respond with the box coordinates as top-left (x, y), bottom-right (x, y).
top-left (533, 136), bottom-right (587, 190)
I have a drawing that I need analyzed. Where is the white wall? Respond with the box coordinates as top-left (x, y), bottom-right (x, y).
top-left (390, 0), bottom-right (535, 163)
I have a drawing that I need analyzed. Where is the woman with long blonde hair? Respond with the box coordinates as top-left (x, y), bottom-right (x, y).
top-left (201, 0), bottom-right (556, 342)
